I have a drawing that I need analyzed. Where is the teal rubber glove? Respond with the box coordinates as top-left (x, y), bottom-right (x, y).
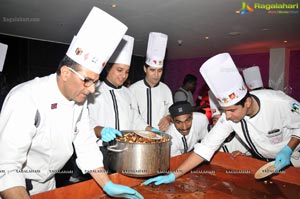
top-left (101, 127), bottom-right (122, 142)
top-left (275, 145), bottom-right (293, 171)
top-left (151, 127), bottom-right (161, 134)
top-left (143, 173), bottom-right (175, 186)
top-left (103, 181), bottom-right (144, 199)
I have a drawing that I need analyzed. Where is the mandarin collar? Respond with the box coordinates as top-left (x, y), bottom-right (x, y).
top-left (249, 94), bottom-right (260, 118)
top-left (104, 79), bottom-right (122, 89)
top-left (54, 74), bottom-right (75, 106)
top-left (143, 78), bottom-right (160, 88)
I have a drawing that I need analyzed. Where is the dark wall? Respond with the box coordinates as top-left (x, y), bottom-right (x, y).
top-left (0, 34), bottom-right (146, 108)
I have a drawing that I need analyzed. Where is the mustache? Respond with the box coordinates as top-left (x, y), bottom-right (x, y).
top-left (179, 127), bottom-right (191, 133)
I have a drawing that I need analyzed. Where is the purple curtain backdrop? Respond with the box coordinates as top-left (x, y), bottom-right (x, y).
top-left (164, 52), bottom-right (270, 101)
top-left (289, 50), bottom-right (300, 101)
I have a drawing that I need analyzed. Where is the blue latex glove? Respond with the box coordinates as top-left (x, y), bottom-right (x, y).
top-left (103, 181), bottom-right (144, 199)
top-left (101, 127), bottom-right (122, 142)
top-left (143, 173), bottom-right (175, 186)
top-left (275, 145), bottom-right (293, 171)
top-left (151, 127), bottom-right (161, 134)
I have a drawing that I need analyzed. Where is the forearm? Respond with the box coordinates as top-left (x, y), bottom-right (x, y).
top-left (89, 167), bottom-right (110, 188)
top-left (0, 186), bottom-right (30, 199)
top-left (287, 137), bottom-right (300, 150)
top-left (158, 115), bottom-right (171, 131)
top-left (173, 152), bottom-right (205, 178)
top-left (94, 126), bottom-right (104, 138)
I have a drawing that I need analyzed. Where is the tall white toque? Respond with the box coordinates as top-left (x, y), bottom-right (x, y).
top-left (66, 6), bottom-right (128, 74)
top-left (200, 53), bottom-right (247, 107)
top-left (109, 35), bottom-right (134, 66)
top-left (208, 90), bottom-right (221, 117)
top-left (243, 66), bottom-right (263, 90)
top-left (0, 42), bottom-right (8, 72)
top-left (145, 32), bottom-right (168, 68)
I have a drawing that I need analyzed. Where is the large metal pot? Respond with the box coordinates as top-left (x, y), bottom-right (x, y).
top-left (108, 130), bottom-right (171, 177)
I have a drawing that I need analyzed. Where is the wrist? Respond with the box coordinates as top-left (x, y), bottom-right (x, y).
top-left (103, 180), bottom-right (113, 190)
top-left (284, 145), bottom-right (293, 155)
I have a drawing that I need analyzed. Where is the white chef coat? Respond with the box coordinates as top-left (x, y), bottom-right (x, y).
top-left (173, 87), bottom-right (194, 106)
top-left (88, 80), bottom-right (148, 134)
top-left (129, 79), bottom-right (173, 129)
top-left (194, 89), bottom-right (300, 164)
top-left (0, 74), bottom-right (103, 195)
top-left (219, 136), bottom-right (249, 154)
top-left (166, 112), bottom-right (209, 157)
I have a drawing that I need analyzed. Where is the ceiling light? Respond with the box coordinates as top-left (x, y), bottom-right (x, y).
top-left (204, 36), bottom-right (209, 40)
top-left (111, 4), bottom-right (117, 8)
top-left (228, 31), bottom-right (241, 36)
top-left (177, 40), bottom-right (183, 46)
top-left (284, 40), bottom-right (288, 43)
top-left (261, 28), bottom-right (269, 31)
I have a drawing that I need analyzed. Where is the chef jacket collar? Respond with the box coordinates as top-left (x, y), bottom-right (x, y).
top-left (104, 79), bottom-right (122, 89)
top-left (54, 74), bottom-right (75, 106)
top-left (249, 94), bottom-right (260, 118)
top-left (242, 94), bottom-right (260, 120)
top-left (143, 78), bottom-right (160, 88)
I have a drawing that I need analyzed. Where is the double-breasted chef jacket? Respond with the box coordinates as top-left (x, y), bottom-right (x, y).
top-left (166, 112), bottom-right (209, 157)
top-left (88, 80), bottom-right (148, 135)
top-left (129, 79), bottom-right (173, 129)
top-left (0, 74), bottom-right (103, 195)
top-left (194, 89), bottom-right (300, 164)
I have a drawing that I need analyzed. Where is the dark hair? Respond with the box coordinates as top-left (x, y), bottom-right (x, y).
top-left (56, 55), bottom-right (81, 75)
top-left (183, 74), bottom-right (197, 85)
top-left (235, 92), bottom-right (251, 107)
top-left (144, 63), bottom-right (150, 68)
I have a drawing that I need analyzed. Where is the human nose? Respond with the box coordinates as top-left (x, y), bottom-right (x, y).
top-left (225, 111), bottom-right (231, 120)
top-left (121, 71), bottom-right (128, 79)
top-left (182, 122), bottom-right (188, 130)
top-left (87, 83), bottom-right (96, 93)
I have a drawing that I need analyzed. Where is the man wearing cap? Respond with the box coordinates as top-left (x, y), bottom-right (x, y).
top-left (0, 7), bottom-right (143, 199)
top-left (167, 101), bottom-right (209, 157)
top-left (243, 66), bottom-right (264, 90)
top-left (143, 52), bottom-right (300, 186)
top-left (129, 32), bottom-right (173, 132)
top-left (88, 35), bottom-right (154, 172)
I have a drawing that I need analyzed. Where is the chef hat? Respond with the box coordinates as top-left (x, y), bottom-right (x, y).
top-left (109, 35), bottom-right (134, 65)
top-left (169, 101), bottom-right (192, 117)
top-left (66, 6), bottom-right (128, 74)
top-left (208, 90), bottom-right (221, 117)
top-left (0, 42), bottom-right (8, 72)
top-left (200, 53), bottom-right (247, 107)
top-left (242, 66), bottom-right (263, 90)
top-left (145, 32), bottom-right (168, 68)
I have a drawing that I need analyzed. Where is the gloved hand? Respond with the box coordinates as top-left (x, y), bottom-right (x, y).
top-left (275, 145), bottom-right (293, 171)
top-left (103, 181), bottom-right (143, 199)
top-left (151, 127), bottom-right (161, 134)
top-left (143, 173), bottom-right (175, 186)
top-left (101, 127), bottom-right (122, 142)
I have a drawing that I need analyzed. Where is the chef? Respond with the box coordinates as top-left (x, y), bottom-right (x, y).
top-left (143, 52), bottom-right (300, 186)
top-left (208, 90), bottom-right (249, 156)
top-left (88, 35), bottom-right (153, 172)
top-left (0, 7), bottom-right (143, 199)
top-left (242, 66), bottom-right (264, 90)
top-left (129, 32), bottom-right (173, 132)
top-left (166, 101), bottom-right (209, 157)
